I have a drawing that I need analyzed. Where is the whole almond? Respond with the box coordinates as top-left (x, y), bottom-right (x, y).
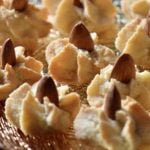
top-left (69, 22), bottom-right (94, 52)
top-left (1, 38), bottom-right (16, 69)
top-left (73, 0), bottom-right (83, 8)
top-left (104, 83), bottom-right (121, 120)
top-left (4, 0), bottom-right (28, 11)
top-left (145, 11), bottom-right (150, 37)
top-left (36, 76), bottom-right (59, 106)
top-left (110, 54), bottom-right (135, 83)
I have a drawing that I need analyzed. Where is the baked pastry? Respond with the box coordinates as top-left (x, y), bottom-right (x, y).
top-left (43, 0), bottom-right (117, 45)
top-left (46, 22), bottom-right (116, 86)
top-left (121, 0), bottom-right (150, 19)
top-left (74, 83), bottom-right (150, 150)
top-left (5, 75), bottom-right (80, 135)
top-left (0, 39), bottom-right (43, 100)
top-left (87, 54), bottom-right (150, 110)
top-left (115, 14), bottom-right (150, 69)
top-left (0, 0), bottom-right (51, 55)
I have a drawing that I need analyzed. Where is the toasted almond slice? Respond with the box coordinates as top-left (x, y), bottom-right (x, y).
top-left (104, 83), bottom-right (121, 120)
top-left (69, 22), bottom-right (94, 52)
top-left (13, 0), bottom-right (27, 11)
top-left (73, 0), bottom-right (83, 8)
top-left (110, 54), bottom-right (135, 83)
top-left (145, 11), bottom-right (150, 37)
top-left (36, 76), bottom-right (59, 106)
top-left (1, 38), bottom-right (16, 69)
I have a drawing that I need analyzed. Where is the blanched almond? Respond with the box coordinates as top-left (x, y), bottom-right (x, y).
top-left (69, 22), bottom-right (94, 52)
top-left (104, 83), bottom-right (121, 120)
top-left (36, 76), bottom-right (59, 106)
top-left (110, 54), bottom-right (135, 83)
top-left (1, 38), bottom-right (16, 69)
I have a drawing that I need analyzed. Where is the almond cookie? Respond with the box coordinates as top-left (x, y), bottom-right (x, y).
top-left (74, 84), bottom-right (150, 150)
top-left (115, 14), bottom-right (150, 69)
top-left (0, 39), bottom-right (43, 100)
top-left (46, 23), bottom-right (116, 86)
top-left (43, 0), bottom-right (117, 45)
top-left (5, 76), bottom-right (80, 135)
top-left (87, 54), bottom-right (150, 110)
top-left (121, 0), bottom-right (150, 19)
top-left (0, 0), bottom-right (51, 55)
